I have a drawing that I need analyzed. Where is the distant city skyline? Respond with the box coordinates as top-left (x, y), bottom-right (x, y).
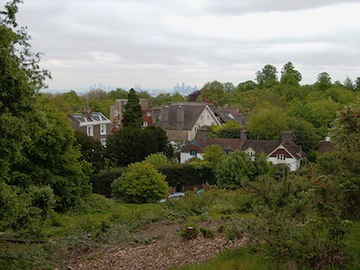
top-left (16, 1), bottom-right (360, 92)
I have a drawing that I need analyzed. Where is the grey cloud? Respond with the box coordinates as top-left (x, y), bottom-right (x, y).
top-left (204, 0), bottom-right (360, 15)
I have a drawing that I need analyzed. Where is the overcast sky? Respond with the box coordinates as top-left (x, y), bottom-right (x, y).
top-left (14, 0), bottom-right (360, 92)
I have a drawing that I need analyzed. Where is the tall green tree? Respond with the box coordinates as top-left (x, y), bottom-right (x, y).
top-left (122, 88), bottom-right (143, 128)
top-left (150, 91), bottom-right (185, 106)
top-left (355, 77), bottom-right (360, 91)
top-left (280, 62), bottom-right (302, 87)
top-left (315, 72), bottom-right (332, 91)
top-left (343, 77), bottom-right (354, 91)
top-left (106, 126), bottom-right (171, 167)
top-left (74, 130), bottom-right (105, 173)
top-left (255, 64), bottom-right (278, 89)
top-left (107, 88), bottom-right (129, 100)
top-left (247, 107), bottom-right (289, 140)
top-left (198, 80), bottom-right (225, 105)
top-left (0, 1), bottom-right (91, 213)
top-left (235, 80), bottom-right (257, 92)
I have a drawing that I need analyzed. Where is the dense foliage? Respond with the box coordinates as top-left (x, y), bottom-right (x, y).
top-left (122, 88), bottom-right (143, 128)
top-left (106, 126), bottom-right (172, 167)
top-left (0, 1), bottom-right (91, 221)
top-left (111, 162), bottom-right (169, 203)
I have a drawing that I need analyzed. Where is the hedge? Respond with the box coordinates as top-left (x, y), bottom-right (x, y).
top-left (90, 167), bottom-right (126, 197)
top-left (90, 162), bottom-right (215, 197)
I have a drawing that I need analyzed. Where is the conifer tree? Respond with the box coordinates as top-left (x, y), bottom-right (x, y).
top-left (122, 88), bottom-right (143, 128)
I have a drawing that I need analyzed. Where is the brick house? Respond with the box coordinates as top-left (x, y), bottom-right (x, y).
top-left (68, 110), bottom-right (111, 146)
top-left (180, 130), bottom-right (306, 171)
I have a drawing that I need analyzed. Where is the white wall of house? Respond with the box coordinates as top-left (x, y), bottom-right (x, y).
top-left (187, 107), bottom-right (221, 141)
top-left (180, 152), bottom-right (204, 163)
top-left (197, 107), bottom-right (219, 127)
top-left (180, 150), bottom-right (301, 171)
top-left (267, 157), bottom-right (300, 171)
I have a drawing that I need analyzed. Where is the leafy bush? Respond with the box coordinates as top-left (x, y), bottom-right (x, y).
top-left (215, 151), bottom-right (255, 189)
top-left (144, 152), bottom-right (173, 167)
top-left (111, 162), bottom-right (169, 203)
top-left (247, 173), bottom-right (351, 268)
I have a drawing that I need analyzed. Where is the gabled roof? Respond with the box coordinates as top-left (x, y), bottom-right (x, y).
top-left (316, 140), bottom-right (335, 153)
top-left (155, 102), bottom-right (219, 130)
top-left (241, 140), bottom-right (304, 159)
top-left (241, 139), bottom-right (280, 155)
top-left (182, 137), bottom-right (242, 152)
top-left (183, 131), bottom-right (306, 160)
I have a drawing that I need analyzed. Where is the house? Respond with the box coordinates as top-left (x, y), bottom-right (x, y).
top-left (215, 108), bottom-right (249, 126)
top-left (68, 110), bottom-right (111, 146)
top-left (316, 137), bottom-right (335, 153)
top-left (180, 137), bottom-right (241, 163)
top-left (154, 102), bottom-right (222, 142)
top-left (109, 99), bottom-right (152, 130)
top-left (180, 130), bottom-right (306, 171)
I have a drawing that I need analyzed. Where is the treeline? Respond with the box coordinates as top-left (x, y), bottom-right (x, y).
top-left (49, 61), bottom-right (359, 162)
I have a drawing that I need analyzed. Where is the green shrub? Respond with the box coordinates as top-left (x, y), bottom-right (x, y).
top-left (112, 162), bottom-right (169, 203)
top-left (200, 227), bottom-right (215, 239)
top-left (215, 151), bottom-right (255, 189)
top-left (247, 173), bottom-right (351, 268)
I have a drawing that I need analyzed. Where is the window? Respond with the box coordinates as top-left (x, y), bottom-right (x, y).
top-left (100, 124), bottom-right (106, 135)
top-left (146, 112), bottom-right (151, 117)
top-left (247, 152), bottom-right (254, 158)
top-left (87, 126), bottom-right (93, 136)
top-left (277, 154), bottom-right (286, 160)
top-left (143, 121), bottom-right (148, 127)
top-left (190, 150), bottom-right (197, 156)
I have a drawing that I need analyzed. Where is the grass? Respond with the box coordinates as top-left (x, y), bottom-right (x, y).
top-left (172, 220), bottom-right (360, 270)
top-left (0, 194), bottom-right (165, 269)
top-left (345, 221), bottom-right (360, 269)
top-left (171, 247), bottom-right (282, 270)
top-left (1, 191), bottom-right (359, 270)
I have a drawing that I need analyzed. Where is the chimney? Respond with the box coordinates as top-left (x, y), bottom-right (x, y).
top-left (161, 106), bottom-right (169, 122)
top-left (82, 107), bottom-right (91, 119)
top-left (177, 104), bottom-right (184, 123)
top-left (281, 131), bottom-right (293, 143)
top-left (241, 129), bottom-right (247, 143)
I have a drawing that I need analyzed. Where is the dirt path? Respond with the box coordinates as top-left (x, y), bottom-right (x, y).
top-left (74, 220), bottom-right (246, 270)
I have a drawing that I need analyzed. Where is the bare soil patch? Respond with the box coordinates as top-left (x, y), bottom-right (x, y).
top-left (73, 219), bottom-right (246, 270)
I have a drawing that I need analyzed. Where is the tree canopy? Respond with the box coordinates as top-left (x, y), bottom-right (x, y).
top-left (0, 1), bottom-right (91, 214)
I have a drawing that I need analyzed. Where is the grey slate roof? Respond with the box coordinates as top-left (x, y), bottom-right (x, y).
top-left (155, 102), bottom-right (212, 130)
top-left (183, 137), bottom-right (242, 152)
top-left (69, 112), bottom-right (109, 123)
